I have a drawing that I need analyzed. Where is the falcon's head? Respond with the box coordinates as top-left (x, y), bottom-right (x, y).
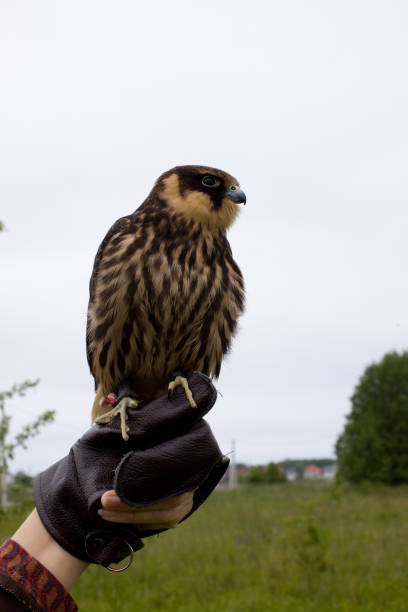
top-left (153, 165), bottom-right (246, 231)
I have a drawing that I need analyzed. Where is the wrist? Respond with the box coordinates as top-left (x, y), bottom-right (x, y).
top-left (12, 508), bottom-right (88, 591)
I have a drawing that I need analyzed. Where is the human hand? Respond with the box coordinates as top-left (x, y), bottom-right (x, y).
top-left (100, 490), bottom-right (194, 529)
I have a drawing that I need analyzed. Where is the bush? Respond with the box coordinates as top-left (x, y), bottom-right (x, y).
top-left (247, 462), bottom-right (287, 484)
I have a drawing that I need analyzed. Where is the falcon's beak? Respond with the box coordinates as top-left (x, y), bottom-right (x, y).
top-left (225, 187), bottom-right (246, 205)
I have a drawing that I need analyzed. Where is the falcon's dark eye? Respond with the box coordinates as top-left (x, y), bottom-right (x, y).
top-left (202, 175), bottom-right (220, 188)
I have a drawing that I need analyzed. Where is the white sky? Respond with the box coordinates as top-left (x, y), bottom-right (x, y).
top-left (1, 0), bottom-right (408, 474)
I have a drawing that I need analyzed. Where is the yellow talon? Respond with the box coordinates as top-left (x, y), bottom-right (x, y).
top-left (168, 376), bottom-right (197, 409)
top-left (94, 397), bottom-right (139, 441)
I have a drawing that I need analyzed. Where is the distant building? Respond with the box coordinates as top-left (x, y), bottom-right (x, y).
top-left (302, 464), bottom-right (337, 480)
top-left (322, 464), bottom-right (337, 479)
top-left (219, 462), bottom-right (337, 484)
top-left (281, 468), bottom-right (297, 481)
top-left (303, 465), bottom-right (324, 479)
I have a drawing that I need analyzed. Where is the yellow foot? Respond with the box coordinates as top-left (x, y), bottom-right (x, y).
top-left (168, 376), bottom-right (197, 409)
top-left (94, 397), bottom-right (139, 441)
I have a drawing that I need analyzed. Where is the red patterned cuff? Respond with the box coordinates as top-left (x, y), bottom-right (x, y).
top-left (0, 538), bottom-right (78, 612)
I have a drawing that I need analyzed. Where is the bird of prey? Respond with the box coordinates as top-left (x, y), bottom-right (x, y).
top-left (87, 165), bottom-right (246, 440)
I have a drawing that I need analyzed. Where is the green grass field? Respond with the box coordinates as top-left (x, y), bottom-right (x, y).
top-left (1, 483), bottom-right (408, 611)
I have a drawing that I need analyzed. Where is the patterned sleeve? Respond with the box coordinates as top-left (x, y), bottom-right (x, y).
top-left (0, 539), bottom-right (78, 612)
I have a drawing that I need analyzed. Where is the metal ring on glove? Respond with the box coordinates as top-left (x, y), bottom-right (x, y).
top-left (106, 540), bottom-right (134, 572)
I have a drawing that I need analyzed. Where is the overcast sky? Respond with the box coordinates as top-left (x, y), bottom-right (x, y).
top-left (1, 0), bottom-right (408, 474)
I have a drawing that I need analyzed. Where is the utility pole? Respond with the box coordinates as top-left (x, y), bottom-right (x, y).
top-left (228, 439), bottom-right (238, 489)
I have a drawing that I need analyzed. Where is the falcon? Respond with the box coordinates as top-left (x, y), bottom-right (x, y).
top-left (87, 165), bottom-right (246, 439)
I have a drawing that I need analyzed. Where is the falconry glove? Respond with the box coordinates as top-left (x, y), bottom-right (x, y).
top-left (34, 373), bottom-right (229, 568)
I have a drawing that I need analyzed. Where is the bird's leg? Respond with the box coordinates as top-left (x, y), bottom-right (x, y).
top-left (94, 382), bottom-right (139, 441)
top-left (168, 373), bottom-right (197, 409)
top-left (94, 397), bottom-right (138, 441)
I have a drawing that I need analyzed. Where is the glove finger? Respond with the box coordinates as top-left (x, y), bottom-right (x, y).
top-left (114, 419), bottom-right (223, 508)
top-left (81, 372), bottom-right (217, 449)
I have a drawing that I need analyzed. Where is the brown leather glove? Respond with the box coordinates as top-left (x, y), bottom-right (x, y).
top-left (34, 373), bottom-right (229, 567)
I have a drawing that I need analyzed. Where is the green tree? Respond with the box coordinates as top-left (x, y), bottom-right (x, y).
top-left (248, 462), bottom-right (287, 484)
top-left (13, 470), bottom-right (33, 488)
top-left (265, 462), bottom-right (287, 483)
top-left (0, 381), bottom-right (55, 510)
top-left (336, 351), bottom-right (408, 484)
top-left (247, 465), bottom-right (267, 483)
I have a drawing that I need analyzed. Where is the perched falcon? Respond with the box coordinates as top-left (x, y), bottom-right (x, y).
top-left (87, 165), bottom-right (246, 439)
